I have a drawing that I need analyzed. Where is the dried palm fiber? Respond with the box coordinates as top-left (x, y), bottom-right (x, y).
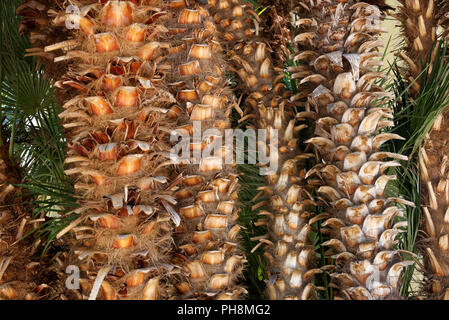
top-left (438, 0), bottom-right (449, 32)
top-left (419, 113), bottom-right (449, 300)
top-left (0, 208), bottom-right (47, 300)
top-left (293, 1), bottom-right (414, 300)
top-left (394, 0), bottom-right (444, 97)
top-left (157, 0), bottom-right (249, 300)
top-left (17, 0), bottom-right (71, 81)
top-left (0, 162), bottom-right (31, 300)
top-left (205, 0), bottom-right (322, 300)
top-left (0, 162), bottom-right (52, 300)
top-left (21, 0), bottom-right (187, 300)
top-left (257, 0), bottom-right (295, 64)
top-left (395, 0), bottom-right (449, 301)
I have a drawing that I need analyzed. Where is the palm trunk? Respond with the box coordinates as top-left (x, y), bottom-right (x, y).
top-left (23, 0), bottom-right (186, 300)
top-left (206, 0), bottom-right (321, 300)
top-left (161, 1), bottom-right (248, 299)
top-left (295, 0), bottom-right (412, 300)
top-left (395, 0), bottom-right (440, 96)
top-left (420, 114), bottom-right (449, 300)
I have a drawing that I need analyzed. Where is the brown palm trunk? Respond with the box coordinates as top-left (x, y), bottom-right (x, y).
top-left (17, 0), bottom-right (253, 300)
top-left (420, 112), bottom-right (449, 300)
top-left (294, 0), bottom-right (412, 300)
top-left (395, 0), bottom-right (449, 300)
top-left (206, 0), bottom-right (321, 300)
top-left (24, 0), bottom-right (185, 300)
top-left (395, 0), bottom-right (440, 96)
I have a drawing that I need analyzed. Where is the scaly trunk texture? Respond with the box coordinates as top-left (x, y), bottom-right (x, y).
top-left (18, 0), bottom-right (251, 300)
top-left (294, 1), bottom-right (413, 300)
top-left (166, 0), bottom-right (308, 299)
top-left (395, 0), bottom-right (441, 96)
top-left (0, 158), bottom-right (47, 300)
top-left (258, 0), bottom-right (295, 64)
top-left (0, 121), bottom-right (37, 300)
top-left (204, 0), bottom-right (320, 299)
top-left (162, 0), bottom-right (248, 300)
top-left (420, 114), bottom-right (449, 301)
top-left (259, 94), bottom-right (318, 300)
top-left (29, 0), bottom-right (185, 300)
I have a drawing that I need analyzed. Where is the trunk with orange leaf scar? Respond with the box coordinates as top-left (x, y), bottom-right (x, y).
top-left (18, 0), bottom-right (251, 300)
top-left (205, 0), bottom-right (321, 300)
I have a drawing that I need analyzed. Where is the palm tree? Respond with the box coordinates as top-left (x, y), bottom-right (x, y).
top-left (394, 0), bottom-right (449, 300)
top-left (16, 0), bottom-right (264, 300)
top-left (294, 0), bottom-right (414, 300)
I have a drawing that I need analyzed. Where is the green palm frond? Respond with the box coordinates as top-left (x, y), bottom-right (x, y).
top-left (0, 0), bottom-right (78, 255)
top-left (237, 163), bottom-right (268, 299)
top-left (391, 40), bottom-right (449, 157)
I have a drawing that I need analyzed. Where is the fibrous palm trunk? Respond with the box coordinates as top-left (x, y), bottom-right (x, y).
top-left (166, 0), bottom-right (313, 299)
top-left (203, 0), bottom-right (321, 300)
top-left (259, 97), bottom-right (318, 300)
top-left (161, 0), bottom-right (249, 299)
top-left (293, 0), bottom-right (413, 300)
top-left (18, 0), bottom-right (253, 300)
top-left (395, 0), bottom-right (449, 300)
top-left (420, 115), bottom-right (449, 300)
top-left (395, 0), bottom-right (441, 96)
top-left (216, 1), bottom-right (326, 300)
top-left (26, 0), bottom-right (188, 300)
